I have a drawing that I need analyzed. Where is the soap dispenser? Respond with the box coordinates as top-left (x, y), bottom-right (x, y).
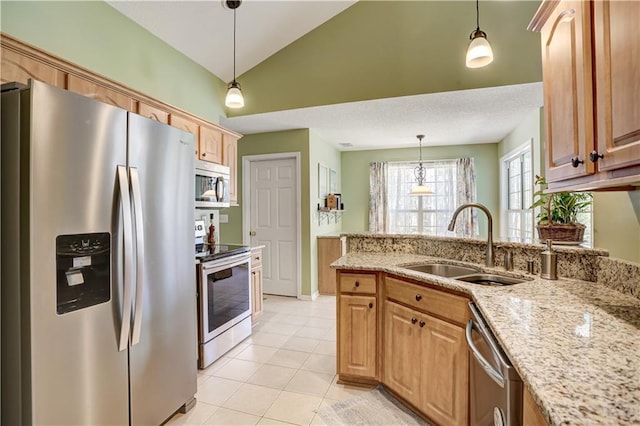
top-left (540, 239), bottom-right (557, 280)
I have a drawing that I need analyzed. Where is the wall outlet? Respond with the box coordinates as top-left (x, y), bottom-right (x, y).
top-left (219, 214), bottom-right (229, 223)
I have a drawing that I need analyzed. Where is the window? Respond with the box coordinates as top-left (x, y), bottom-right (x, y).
top-left (501, 143), bottom-right (593, 244)
top-left (387, 161), bottom-right (458, 235)
top-left (503, 146), bottom-right (534, 241)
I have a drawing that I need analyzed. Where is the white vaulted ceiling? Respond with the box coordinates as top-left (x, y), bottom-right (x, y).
top-left (107, 1), bottom-right (542, 150)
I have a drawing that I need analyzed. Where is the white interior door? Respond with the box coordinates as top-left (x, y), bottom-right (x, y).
top-left (249, 157), bottom-right (299, 297)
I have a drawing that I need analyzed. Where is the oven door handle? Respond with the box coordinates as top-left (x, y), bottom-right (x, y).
top-left (202, 253), bottom-right (250, 272)
top-left (465, 319), bottom-right (505, 387)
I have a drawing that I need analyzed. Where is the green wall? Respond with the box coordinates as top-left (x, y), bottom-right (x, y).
top-left (1, 1), bottom-right (227, 123)
top-left (232, 0), bottom-right (542, 116)
top-left (340, 143), bottom-right (500, 237)
top-left (593, 191), bottom-right (640, 263)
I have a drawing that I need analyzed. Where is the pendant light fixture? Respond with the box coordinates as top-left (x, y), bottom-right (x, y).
top-left (465, 0), bottom-right (494, 69)
top-left (225, 0), bottom-right (244, 108)
top-left (409, 135), bottom-right (434, 196)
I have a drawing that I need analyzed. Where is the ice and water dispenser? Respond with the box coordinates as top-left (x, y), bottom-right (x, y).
top-left (56, 233), bottom-right (110, 314)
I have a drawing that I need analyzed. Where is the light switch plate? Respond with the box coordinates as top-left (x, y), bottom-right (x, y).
top-left (219, 214), bottom-right (229, 223)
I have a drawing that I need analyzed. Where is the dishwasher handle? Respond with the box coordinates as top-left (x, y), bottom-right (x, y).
top-left (465, 319), bottom-right (505, 388)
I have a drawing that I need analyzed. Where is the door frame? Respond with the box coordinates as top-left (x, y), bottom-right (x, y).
top-left (242, 152), bottom-right (302, 299)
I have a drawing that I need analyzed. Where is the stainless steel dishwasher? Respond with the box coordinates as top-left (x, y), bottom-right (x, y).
top-left (466, 302), bottom-right (523, 426)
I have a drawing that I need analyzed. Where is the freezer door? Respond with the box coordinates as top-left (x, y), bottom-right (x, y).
top-left (127, 113), bottom-right (197, 425)
top-left (26, 81), bottom-right (129, 424)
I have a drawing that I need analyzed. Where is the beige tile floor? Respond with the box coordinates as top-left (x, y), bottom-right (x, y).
top-left (167, 295), bottom-right (373, 426)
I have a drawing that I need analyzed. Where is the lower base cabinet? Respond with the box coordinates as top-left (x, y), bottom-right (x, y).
top-left (251, 247), bottom-right (263, 325)
top-left (338, 294), bottom-right (377, 379)
top-left (384, 300), bottom-right (468, 426)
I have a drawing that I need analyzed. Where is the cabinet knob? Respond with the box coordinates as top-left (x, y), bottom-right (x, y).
top-left (202, 152), bottom-right (206, 157)
top-left (570, 157), bottom-right (584, 168)
top-left (256, 257), bottom-right (260, 261)
top-left (419, 320), bottom-right (426, 328)
top-left (411, 318), bottom-right (418, 324)
top-left (355, 281), bottom-right (360, 287)
top-left (415, 294), bottom-right (422, 302)
top-left (369, 303), bottom-right (374, 309)
top-left (589, 151), bottom-right (604, 163)
top-left (252, 271), bottom-right (256, 276)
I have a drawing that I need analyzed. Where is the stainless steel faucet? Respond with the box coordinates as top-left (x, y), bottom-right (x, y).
top-left (447, 203), bottom-right (494, 267)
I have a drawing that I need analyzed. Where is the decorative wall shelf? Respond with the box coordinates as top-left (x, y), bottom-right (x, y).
top-left (318, 209), bottom-right (344, 226)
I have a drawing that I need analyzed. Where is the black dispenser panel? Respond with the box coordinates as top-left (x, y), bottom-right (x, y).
top-left (56, 233), bottom-right (110, 314)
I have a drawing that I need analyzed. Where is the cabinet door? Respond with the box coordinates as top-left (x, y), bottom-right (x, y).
top-left (593, 0), bottom-right (640, 171)
top-left (1, 48), bottom-right (65, 88)
top-left (199, 126), bottom-right (223, 164)
top-left (251, 266), bottom-right (263, 325)
top-left (383, 301), bottom-right (420, 406)
top-left (137, 101), bottom-right (169, 124)
top-left (169, 115), bottom-right (200, 157)
top-left (420, 314), bottom-right (468, 426)
top-left (67, 74), bottom-right (134, 111)
top-left (222, 133), bottom-right (239, 204)
top-left (338, 295), bottom-right (377, 379)
top-left (540, 0), bottom-right (595, 182)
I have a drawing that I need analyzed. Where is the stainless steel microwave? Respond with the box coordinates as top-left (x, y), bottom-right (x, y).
top-left (195, 160), bottom-right (230, 208)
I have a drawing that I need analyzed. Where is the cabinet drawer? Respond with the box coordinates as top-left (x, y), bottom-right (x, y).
top-left (251, 249), bottom-right (262, 268)
top-left (339, 273), bottom-right (377, 294)
top-left (385, 276), bottom-right (469, 326)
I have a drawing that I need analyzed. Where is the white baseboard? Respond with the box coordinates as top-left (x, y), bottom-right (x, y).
top-left (298, 291), bottom-right (319, 301)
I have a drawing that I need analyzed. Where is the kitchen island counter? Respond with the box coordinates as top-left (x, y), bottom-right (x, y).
top-left (332, 252), bottom-right (640, 425)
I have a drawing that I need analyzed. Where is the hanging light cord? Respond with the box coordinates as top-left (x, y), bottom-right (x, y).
top-left (232, 7), bottom-right (237, 82)
top-left (476, 0), bottom-right (480, 30)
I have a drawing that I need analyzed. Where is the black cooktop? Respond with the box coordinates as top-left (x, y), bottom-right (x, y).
top-left (196, 244), bottom-right (250, 263)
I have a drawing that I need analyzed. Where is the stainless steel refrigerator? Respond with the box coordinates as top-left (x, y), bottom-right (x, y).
top-left (1, 80), bottom-right (197, 425)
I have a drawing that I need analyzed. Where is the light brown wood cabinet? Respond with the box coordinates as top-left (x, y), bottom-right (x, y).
top-left (1, 47), bottom-right (65, 88)
top-left (250, 247), bottom-right (264, 325)
top-left (523, 386), bottom-right (549, 426)
top-left (169, 114), bottom-right (200, 156)
top-left (317, 236), bottom-right (346, 295)
top-left (67, 74), bottom-right (134, 112)
top-left (199, 125), bottom-right (223, 164)
top-left (530, 0), bottom-right (640, 191)
top-left (337, 271), bottom-right (378, 383)
top-left (338, 294), bottom-right (377, 380)
top-left (383, 277), bottom-right (469, 426)
top-left (222, 133), bottom-right (239, 205)
top-left (137, 101), bottom-right (169, 124)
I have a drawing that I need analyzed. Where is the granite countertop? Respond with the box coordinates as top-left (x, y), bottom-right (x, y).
top-left (332, 252), bottom-right (640, 425)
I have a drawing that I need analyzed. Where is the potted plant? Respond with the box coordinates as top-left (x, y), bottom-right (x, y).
top-left (530, 175), bottom-right (592, 242)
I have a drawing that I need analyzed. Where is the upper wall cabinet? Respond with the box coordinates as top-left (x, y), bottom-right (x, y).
top-left (67, 74), bottom-right (134, 112)
top-left (530, 0), bottom-right (640, 191)
top-left (137, 101), bottom-right (169, 124)
top-left (222, 133), bottom-right (239, 205)
top-left (199, 125), bottom-right (223, 164)
top-left (169, 114), bottom-right (200, 156)
top-left (1, 47), bottom-right (65, 88)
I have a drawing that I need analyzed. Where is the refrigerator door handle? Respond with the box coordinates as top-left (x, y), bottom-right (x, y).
top-left (129, 167), bottom-right (145, 346)
top-left (117, 165), bottom-right (134, 352)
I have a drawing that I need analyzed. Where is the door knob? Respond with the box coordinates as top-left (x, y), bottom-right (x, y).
top-left (249, 231), bottom-right (256, 236)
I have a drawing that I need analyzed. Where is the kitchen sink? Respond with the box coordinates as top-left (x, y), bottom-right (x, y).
top-left (403, 263), bottom-right (480, 278)
top-left (454, 274), bottom-right (529, 286)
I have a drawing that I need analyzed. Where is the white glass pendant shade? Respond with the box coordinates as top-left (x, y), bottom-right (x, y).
top-left (409, 184), bottom-right (434, 196)
top-left (466, 31), bottom-right (493, 68)
top-left (225, 81), bottom-right (244, 108)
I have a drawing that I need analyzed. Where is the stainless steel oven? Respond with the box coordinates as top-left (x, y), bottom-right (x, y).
top-left (197, 248), bottom-right (251, 368)
top-left (466, 302), bottom-right (523, 426)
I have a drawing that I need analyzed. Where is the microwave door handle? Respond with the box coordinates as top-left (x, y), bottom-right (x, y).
top-left (465, 319), bottom-right (505, 387)
top-left (129, 167), bottom-right (145, 346)
top-left (117, 166), bottom-right (134, 352)
top-left (216, 176), bottom-right (225, 202)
